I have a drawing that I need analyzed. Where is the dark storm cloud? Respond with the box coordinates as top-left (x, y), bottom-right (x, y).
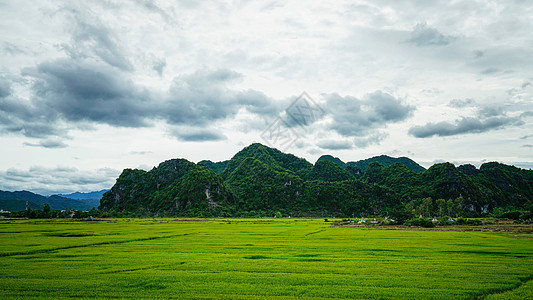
top-left (411, 99), bottom-right (531, 138)
top-left (1, 62), bottom-right (277, 142)
top-left (353, 132), bottom-right (388, 148)
top-left (0, 76), bottom-right (11, 98)
top-left (404, 22), bottom-right (456, 47)
top-left (0, 112), bottom-right (68, 138)
top-left (23, 139), bottom-right (68, 149)
top-left (3, 122), bottom-right (67, 139)
top-left (170, 127), bottom-right (227, 142)
top-left (323, 91), bottom-right (414, 137)
top-left (0, 4), bottom-right (143, 139)
top-left (0, 75), bottom-right (68, 138)
top-left (25, 59), bottom-right (151, 127)
top-left (408, 116), bottom-right (523, 138)
top-left (316, 139), bottom-right (353, 150)
top-left (162, 69), bottom-right (276, 126)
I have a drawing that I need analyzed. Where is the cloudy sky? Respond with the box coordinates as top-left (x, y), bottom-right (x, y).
top-left (1, 0), bottom-right (532, 194)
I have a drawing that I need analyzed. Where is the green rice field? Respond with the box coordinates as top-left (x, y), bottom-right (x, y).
top-left (0, 218), bottom-right (532, 299)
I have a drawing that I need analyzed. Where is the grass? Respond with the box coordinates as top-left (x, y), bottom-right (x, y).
top-left (0, 218), bottom-right (532, 299)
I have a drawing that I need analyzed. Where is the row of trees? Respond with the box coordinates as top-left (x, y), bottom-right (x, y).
top-left (406, 197), bottom-right (466, 218)
top-left (5, 204), bottom-right (98, 219)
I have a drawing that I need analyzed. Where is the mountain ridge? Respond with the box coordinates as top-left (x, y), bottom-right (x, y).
top-left (99, 143), bottom-right (532, 218)
top-left (347, 155), bottom-right (426, 173)
top-left (57, 190), bottom-right (108, 200)
top-left (0, 190), bottom-right (100, 211)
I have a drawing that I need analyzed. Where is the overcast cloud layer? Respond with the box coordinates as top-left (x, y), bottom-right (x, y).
top-left (0, 0), bottom-right (532, 194)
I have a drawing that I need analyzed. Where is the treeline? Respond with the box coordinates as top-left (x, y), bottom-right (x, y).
top-left (96, 143), bottom-right (532, 219)
top-left (5, 203), bottom-right (99, 219)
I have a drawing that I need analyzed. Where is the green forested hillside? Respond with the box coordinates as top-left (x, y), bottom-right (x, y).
top-left (316, 155), bottom-right (346, 169)
top-left (0, 199), bottom-right (42, 211)
top-left (99, 143), bottom-right (532, 217)
top-left (348, 155), bottom-right (426, 173)
top-left (0, 190), bottom-right (99, 211)
top-left (225, 157), bottom-right (303, 213)
top-left (100, 159), bottom-right (232, 216)
top-left (222, 143), bottom-right (313, 179)
top-left (307, 160), bottom-right (353, 182)
top-left (197, 160), bottom-right (228, 175)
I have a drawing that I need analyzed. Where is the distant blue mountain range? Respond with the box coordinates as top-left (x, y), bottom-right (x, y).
top-left (0, 189), bottom-right (107, 211)
top-left (57, 189), bottom-right (108, 200)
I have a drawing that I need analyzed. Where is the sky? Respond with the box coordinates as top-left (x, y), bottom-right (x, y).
top-left (0, 0), bottom-right (532, 195)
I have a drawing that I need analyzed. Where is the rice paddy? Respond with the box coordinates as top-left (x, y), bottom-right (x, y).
top-left (0, 218), bottom-right (532, 299)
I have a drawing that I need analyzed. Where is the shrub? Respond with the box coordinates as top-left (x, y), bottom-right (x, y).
top-left (389, 209), bottom-right (414, 225)
top-left (436, 217), bottom-right (451, 226)
top-left (404, 218), bottom-right (435, 228)
top-left (455, 218), bottom-right (482, 226)
top-left (497, 211), bottom-right (522, 220)
top-left (519, 212), bottom-right (531, 221)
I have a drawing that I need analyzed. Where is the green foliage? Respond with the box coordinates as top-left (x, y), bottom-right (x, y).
top-left (0, 190), bottom-right (99, 211)
top-left (99, 143), bottom-right (533, 218)
top-left (222, 143), bottom-right (313, 179)
top-left (455, 218), bottom-right (482, 226)
top-left (0, 199), bottom-right (41, 211)
top-left (100, 159), bottom-right (230, 216)
top-left (197, 160), bottom-right (228, 174)
top-left (307, 160), bottom-right (353, 182)
top-left (471, 162), bottom-right (533, 210)
top-left (225, 157), bottom-right (303, 212)
top-left (496, 211), bottom-right (523, 220)
top-left (388, 208), bottom-right (414, 225)
top-left (519, 212), bottom-right (531, 222)
top-left (422, 163), bottom-right (485, 209)
top-left (346, 165), bottom-right (364, 179)
top-left (435, 217), bottom-right (452, 226)
top-left (316, 155), bottom-right (346, 168)
top-left (404, 217), bottom-right (435, 227)
top-left (363, 162), bottom-right (424, 201)
top-left (5, 207), bottom-right (87, 219)
top-left (42, 203), bottom-right (50, 218)
top-left (457, 164), bottom-right (479, 176)
top-left (347, 155), bottom-right (426, 173)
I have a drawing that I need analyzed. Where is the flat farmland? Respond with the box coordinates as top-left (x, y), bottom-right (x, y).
top-left (0, 219), bottom-right (532, 299)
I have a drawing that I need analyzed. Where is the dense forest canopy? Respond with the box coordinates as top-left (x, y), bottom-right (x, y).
top-left (99, 143), bottom-right (533, 218)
